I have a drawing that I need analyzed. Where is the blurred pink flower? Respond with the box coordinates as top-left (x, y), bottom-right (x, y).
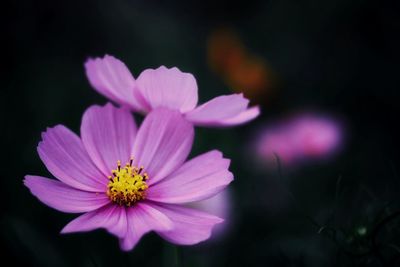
top-left (24, 104), bottom-right (233, 251)
top-left (85, 55), bottom-right (259, 127)
top-left (188, 189), bottom-right (232, 240)
top-left (255, 113), bottom-right (343, 166)
top-left (290, 115), bottom-right (342, 158)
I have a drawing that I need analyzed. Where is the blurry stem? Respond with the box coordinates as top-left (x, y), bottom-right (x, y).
top-left (163, 243), bottom-right (180, 267)
top-left (389, 160), bottom-right (400, 190)
top-left (328, 175), bottom-right (342, 224)
top-left (173, 246), bottom-right (180, 267)
top-left (360, 184), bottom-right (378, 200)
top-left (273, 153), bottom-right (319, 228)
top-left (88, 247), bottom-right (99, 267)
top-left (334, 175), bottom-right (342, 203)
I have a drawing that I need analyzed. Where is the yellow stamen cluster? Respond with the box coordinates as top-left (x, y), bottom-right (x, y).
top-left (107, 158), bottom-right (149, 206)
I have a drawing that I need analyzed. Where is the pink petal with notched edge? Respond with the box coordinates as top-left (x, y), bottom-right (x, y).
top-left (85, 55), bottom-right (147, 112)
top-left (38, 125), bottom-right (107, 192)
top-left (61, 204), bottom-right (127, 238)
top-left (135, 66), bottom-right (198, 113)
top-left (81, 104), bottom-right (137, 177)
top-left (24, 175), bottom-right (109, 213)
top-left (185, 94), bottom-right (258, 126)
top-left (132, 108), bottom-right (194, 186)
top-left (119, 202), bottom-right (173, 251)
top-left (152, 203), bottom-right (223, 245)
top-left (215, 106), bottom-right (260, 126)
top-left (147, 150), bottom-right (233, 204)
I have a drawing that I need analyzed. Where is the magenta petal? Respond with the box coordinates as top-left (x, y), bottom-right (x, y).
top-left (61, 204), bottom-right (127, 238)
top-left (119, 202), bottom-right (173, 251)
top-left (38, 125), bottom-right (107, 192)
top-left (24, 175), bottom-right (109, 213)
top-left (188, 189), bottom-right (232, 239)
top-left (216, 106), bottom-right (260, 126)
top-left (135, 66), bottom-right (198, 113)
top-left (85, 55), bottom-right (146, 112)
top-left (81, 104), bottom-right (137, 176)
top-left (152, 203), bottom-right (223, 245)
top-left (132, 108), bottom-right (194, 185)
top-left (147, 150), bottom-right (233, 203)
top-left (185, 93), bottom-right (248, 124)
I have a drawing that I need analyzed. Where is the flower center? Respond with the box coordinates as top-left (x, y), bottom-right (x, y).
top-left (107, 158), bottom-right (149, 207)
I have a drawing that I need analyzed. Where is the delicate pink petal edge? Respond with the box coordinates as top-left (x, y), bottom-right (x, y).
top-left (152, 204), bottom-right (224, 245)
top-left (146, 150), bottom-right (233, 203)
top-left (61, 204), bottom-right (127, 238)
top-left (24, 175), bottom-right (109, 213)
top-left (37, 125), bottom-right (108, 192)
top-left (187, 105), bottom-right (260, 127)
top-left (216, 105), bottom-right (260, 126)
top-left (185, 94), bottom-right (248, 123)
top-left (84, 55), bottom-right (141, 111)
top-left (118, 202), bottom-right (173, 251)
top-left (135, 66), bottom-right (198, 113)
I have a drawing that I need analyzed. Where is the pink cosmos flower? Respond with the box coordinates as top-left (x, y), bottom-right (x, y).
top-left (24, 104), bottom-right (233, 251)
top-left (255, 112), bottom-right (343, 167)
top-left (289, 115), bottom-right (342, 158)
top-left (256, 125), bottom-right (297, 165)
top-left (85, 55), bottom-right (260, 127)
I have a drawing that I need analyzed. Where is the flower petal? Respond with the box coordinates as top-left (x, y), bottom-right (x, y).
top-left (185, 94), bottom-right (259, 127)
top-left (81, 104), bottom-right (137, 176)
top-left (152, 203), bottom-right (223, 245)
top-left (38, 125), bottom-right (107, 192)
top-left (132, 108), bottom-right (194, 185)
top-left (85, 55), bottom-right (147, 111)
top-left (24, 175), bottom-right (109, 213)
top-left (61, 204), bottom-right (127, 238)
top-left (119, 202), bottom-right (173, 251)
top-left (187, 189), bottom-right (232, 240)
top-left (216, 106), bottom-right (260, 126)
top-left (147, 150), bottom-right (233, 203)
top-left (135, 66), bottom-right (198, 113)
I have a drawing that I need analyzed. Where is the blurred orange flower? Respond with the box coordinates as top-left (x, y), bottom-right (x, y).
top-left (207, 27), bottom-right (277, 103)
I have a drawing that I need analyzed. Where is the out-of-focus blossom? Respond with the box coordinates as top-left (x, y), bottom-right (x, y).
top-left (290, 116), bottom-right (342, 158)
top-left (188, 189), bottom-right (232, 240)
top-left (85, 55), bottom-right (259, 127)
top-left (207, 27), bottom-right (276, 102)
top-left (24, 104), bottom-right (233, 251)
top-left (257, 127), bottom-right (297, 165)
top-left (255, 113), bottom-right (343, 167)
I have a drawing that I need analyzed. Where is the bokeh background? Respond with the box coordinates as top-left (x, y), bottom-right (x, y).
top-left (3, 0), bottom-right (400, 266)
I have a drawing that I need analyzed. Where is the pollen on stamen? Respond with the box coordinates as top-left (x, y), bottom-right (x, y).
top-left (138, 166), bottom-right (144, 174)
top-left (106, 158), bottom-right (149, 207)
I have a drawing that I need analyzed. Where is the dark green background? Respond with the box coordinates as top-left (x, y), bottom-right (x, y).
top-left (3, 0), bottom-right (400, 266)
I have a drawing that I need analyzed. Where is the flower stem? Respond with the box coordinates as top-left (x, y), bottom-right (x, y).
top-left (163, 243), bottom-right (180, 267)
